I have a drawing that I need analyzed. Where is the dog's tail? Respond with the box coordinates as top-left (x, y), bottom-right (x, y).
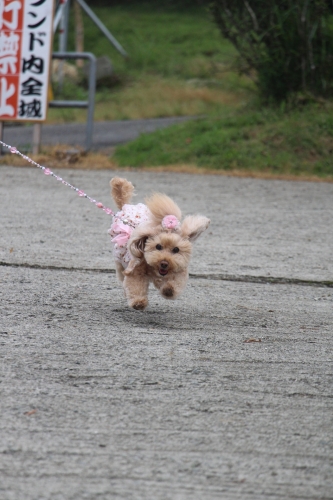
top-left (145, 192), bottom-right (182, 224)
top-left (110, 177), bottom-right (134, 209)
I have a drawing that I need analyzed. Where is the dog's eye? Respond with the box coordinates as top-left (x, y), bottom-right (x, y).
top-left (156, 244), bottom-right (163, 250)
top-left (172, 247), bottom-right (179, 254)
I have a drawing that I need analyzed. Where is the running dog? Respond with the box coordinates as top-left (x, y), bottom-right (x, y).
top-left (108, 177), bottom-right (210, 310)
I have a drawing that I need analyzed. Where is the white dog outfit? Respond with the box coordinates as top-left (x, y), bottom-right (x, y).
top-left (108, 203), bottom-right (151, 268)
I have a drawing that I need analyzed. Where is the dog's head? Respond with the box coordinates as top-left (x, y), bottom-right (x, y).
top-left (127, 193), bottom-right (210, 298)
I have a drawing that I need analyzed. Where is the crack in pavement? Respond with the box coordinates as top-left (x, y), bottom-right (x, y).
top-left (1, 260), bottom-right (332, 288)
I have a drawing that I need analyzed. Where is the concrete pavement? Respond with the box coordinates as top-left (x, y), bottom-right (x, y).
top-left (0, 166), bottom-right (332, 499)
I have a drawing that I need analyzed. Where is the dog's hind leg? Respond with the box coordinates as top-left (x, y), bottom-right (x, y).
top-left (110, 177), bottom-right (134, 209)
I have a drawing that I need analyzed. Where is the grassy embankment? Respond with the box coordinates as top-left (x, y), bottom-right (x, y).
top-left (49, 3), bottom-right (249, 123)
top-left (114, 104), bottom-right (333, 180)
top-left (5, 3), bottom-right (333, 180)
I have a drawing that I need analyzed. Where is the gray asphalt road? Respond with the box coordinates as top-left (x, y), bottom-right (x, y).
top-left (1, 117), bottom-right (194, 152)
top-left (1, 166), bottom-right (333, 500)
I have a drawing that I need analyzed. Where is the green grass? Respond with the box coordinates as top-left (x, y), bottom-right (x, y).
top-left (49, 3), bottom-right (252, 123)
top-left (114, 103), bottom-right (333, 178)
top-left (65, 4), bottom-right (238, 80)
top-left (49, 3), bottom-right (333, 180)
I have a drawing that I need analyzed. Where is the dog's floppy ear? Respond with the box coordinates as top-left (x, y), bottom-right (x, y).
top-left (128, 234), bottom-right (149, 259)
top-left (127, 223), bottom-right (154, 259)
top-left (181, 215), bottom-right (210, 242)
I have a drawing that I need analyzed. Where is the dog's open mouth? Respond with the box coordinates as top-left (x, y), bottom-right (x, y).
top-left (159, 268), bottom-right (168, 276)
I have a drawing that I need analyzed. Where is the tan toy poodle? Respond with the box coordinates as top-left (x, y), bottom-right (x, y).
top-left (108, 177), bottom-right (210, 310)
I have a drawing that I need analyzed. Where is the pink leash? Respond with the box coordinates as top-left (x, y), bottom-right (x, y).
top-left (0, 140), bottom-right (116, 216)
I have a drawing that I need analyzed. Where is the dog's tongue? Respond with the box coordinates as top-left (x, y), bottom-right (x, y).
top-left (159, 269), bottom-right (168, 276)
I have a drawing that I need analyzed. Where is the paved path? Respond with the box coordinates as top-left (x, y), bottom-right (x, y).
top-left (2, 117), bottom-right (194, 152)
top-left (1, 166), bottom-right (332, 499)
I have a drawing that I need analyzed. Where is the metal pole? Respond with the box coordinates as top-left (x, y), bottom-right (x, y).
top-left (53, 2), bottom-right (65, 33)
top-left (58, 0), bottom-right (69, 52)
top-left (51, 52), bottom-right (96, 151)
top-left (32, 123), bottom-right (42, 155)
top-left (75, 0), bottom-right (128, 58)
top-left (0, 122), bottom-right (3, 155)
top-left (58, 0), bottom-right (70, 90)
top-left (62, 0), bottom-right (70, 53)
top-left (86, 55), bottom-right (96, 151)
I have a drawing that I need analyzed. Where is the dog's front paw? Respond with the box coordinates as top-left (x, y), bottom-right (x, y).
top-left (162, 286), bottom-right (174, 298)
top-left (130, 298), bottom-right (148, 311)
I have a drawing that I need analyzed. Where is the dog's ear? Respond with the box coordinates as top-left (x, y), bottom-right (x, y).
top-left (128, 234), bottom-right (149, 259)
top-left (128, 224), bottom-right (155, 259)
top-left (181, 215), bottom-right (210, 242)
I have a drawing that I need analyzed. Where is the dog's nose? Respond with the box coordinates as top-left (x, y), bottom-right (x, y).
top-left (160, 260), bottom-right (169, 269)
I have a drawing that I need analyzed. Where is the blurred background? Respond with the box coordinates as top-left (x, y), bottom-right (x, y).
top-left (23, 0), bottom-right (333, 178)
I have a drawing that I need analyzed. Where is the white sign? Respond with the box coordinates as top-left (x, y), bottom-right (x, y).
top-left (0, 0), bottom-right (54, 121)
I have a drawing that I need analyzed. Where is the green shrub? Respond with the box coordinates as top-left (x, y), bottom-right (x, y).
top-left (209, 0), bottom-right (333, 102)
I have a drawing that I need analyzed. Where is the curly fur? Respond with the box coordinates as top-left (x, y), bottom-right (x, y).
top-left (110, 177), bottom-right (134, 210)
top-left (110, 177), bottom-right (210, 310)
top-left (145, 192), bottom-right (182, 224)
